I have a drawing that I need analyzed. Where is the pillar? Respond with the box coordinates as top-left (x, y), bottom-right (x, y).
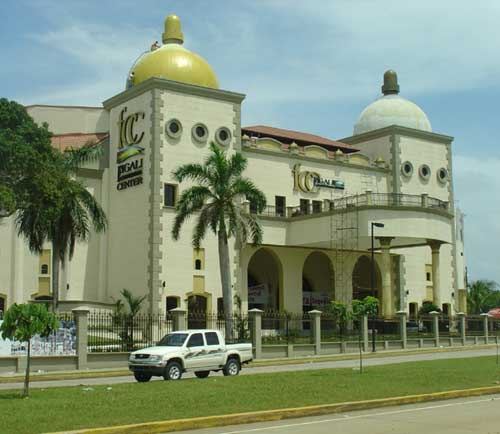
top-left (171, 308), bottom-right (187, 331)
top-left (397, 310), bottom-right (407, 349)
top-left (481, 313), bottom-right (489, 344)
top-left (430, 311), bottom-right (440, 347)
top-left (366, 190), bottom-right (373, 205)
top-left (457, 312), bottom-right (466, 346)
top-left (249, 309), bottom-right (263, 359)
top-left (72, 307), bottom-right (90, 370)
top-left (362, 314), bottom-right (369, 352)
top-left (309, 310), bottom-right (322, 355)
top-left (428, 241), bottom-right (442, 308)
top-left (378, 237), bottom-right (394, 317)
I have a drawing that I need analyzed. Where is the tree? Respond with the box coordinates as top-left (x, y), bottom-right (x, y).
top-left (326, 300), bottom-right (349, 338)
top-left (172, 143), bottom-right (266, 336)
top-left (117, 289), bottom-right (147, 350)
top-left (0, 303), bottom-right (58, 397)
top-left (419, 301), bottom-right (441, 315)
top-left (467, 280), bottom-right (500, 314)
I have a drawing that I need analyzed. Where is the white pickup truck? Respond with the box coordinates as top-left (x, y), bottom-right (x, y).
top-left (128, 330), bottom-right (253, 382)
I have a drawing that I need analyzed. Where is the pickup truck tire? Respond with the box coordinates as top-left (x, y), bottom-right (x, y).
top-left (223, 357), bottom-right (240, 376)
top-left (164, 361), bottom-right (183, 381)
top-left (194, 371), bottom-right (210, 379)
top-left (134, 372), bottom-right (152, 382)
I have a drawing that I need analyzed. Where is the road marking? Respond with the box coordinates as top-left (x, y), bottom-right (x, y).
top-left (219, 396), bottom-right (499, 434)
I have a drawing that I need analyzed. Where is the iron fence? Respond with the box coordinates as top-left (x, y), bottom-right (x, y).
top-left (320, 313), bottom-right (359, 342)
top-left (260, 311), bottom-right (312, 344)
top-left (186, 311), bottom-right (251, 343)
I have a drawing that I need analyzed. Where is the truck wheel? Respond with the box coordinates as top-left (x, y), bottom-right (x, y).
top-left (134, 372), bottom-right (152, 382)
top-left (195, 371), bottom-right (210, 379)
top-left (164, 361), bottom-right (183, 381)
top-left (223, 358), bottom-right (240, 376)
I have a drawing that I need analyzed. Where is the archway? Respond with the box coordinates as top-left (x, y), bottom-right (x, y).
top-left (302, 252), bottom-right (335, 312)
top-left (247, 248), bottom-right (282, 311)
top-left (352, 255), bottom-right (381, 301)
top-left (187, 294), bottom-right (207, 329)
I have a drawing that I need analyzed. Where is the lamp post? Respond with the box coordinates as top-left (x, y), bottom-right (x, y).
top-left (371, 222), bottom-right (385, 352)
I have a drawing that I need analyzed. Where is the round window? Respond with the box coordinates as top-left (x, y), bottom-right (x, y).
top-left (192, 123), bottom-right (209, 143)
top-left (437, 167), bottom-right (448, 184)
top-left (401, 161), bottom-right (413, 178)
top-left (419, 164), bottom-right (431, 181)
top-left (215, 127), bottom-right (232, 146)
top-left (165, 119), bottom-right (182, 139)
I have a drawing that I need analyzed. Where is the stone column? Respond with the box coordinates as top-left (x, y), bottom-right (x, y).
top-left (421, 193), bottom-right (429, 207)
top-left (72, 307), bottom-right (90, 370)
top-left (362, 314), bottom-right (369, 352)
top-left (366, 190), bottom-right (373, 205)
top-left (428, 241), bottom-right (442, 308)
top-left (430, 311), bottom-right (440, 347)
top-left (378, 237), bottom-right (394, 318)
top-left (249, 309), bottom-right (263, 359)
top-left (171, 308), bottom-right (187, 331)
top-left (457, 312), bottom-right (466, 346)
top-left (397, 310), bottom-right (407, 349)
top-left (481, 313), bottom-right (489, 344)
top-left (309, 310), bottom-right (322, 355)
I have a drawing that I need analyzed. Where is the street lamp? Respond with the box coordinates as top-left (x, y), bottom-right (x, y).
top-left (371, 222), bottom-right (385, 352)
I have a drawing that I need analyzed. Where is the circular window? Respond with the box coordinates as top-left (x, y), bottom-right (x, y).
top-left (401, 161), bottom-right (413, 178)
top-left (165, 119), bottom-right (182, 139)
top-left (437, 167), bottom-right (448, 184)
top-left (192, 123), bottom-right (209, 143)
top-left (215, 127), bottom-right (232, 146)
top-left (419, 164), bottom-right (431, 181)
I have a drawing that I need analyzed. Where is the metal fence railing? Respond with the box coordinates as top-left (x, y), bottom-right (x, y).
top-left (260, 311), bottom-right (312, 344)
top-left (186, 311), bottom-right (251, 343)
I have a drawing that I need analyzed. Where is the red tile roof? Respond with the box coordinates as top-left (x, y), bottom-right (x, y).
top-left (242, 125), bottom-right (359, 153)
top-left (51, 133), bottom-right (109, 152)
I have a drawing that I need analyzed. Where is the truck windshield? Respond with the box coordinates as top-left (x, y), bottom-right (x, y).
top-left (158, 333), bottom-right (188, 346)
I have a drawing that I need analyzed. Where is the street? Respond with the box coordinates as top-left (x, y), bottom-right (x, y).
top-left (176, 395), bottom-right (500, 434)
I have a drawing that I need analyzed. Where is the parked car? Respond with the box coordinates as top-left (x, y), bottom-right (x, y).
top-left (128, 330), bottom-right (253, 382)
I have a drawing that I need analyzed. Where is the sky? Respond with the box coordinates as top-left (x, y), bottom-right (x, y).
top-left (1, 0), bottom-right (499, 283)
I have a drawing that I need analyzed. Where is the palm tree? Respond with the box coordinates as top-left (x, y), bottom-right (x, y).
top-left (119, 288), bottom-right (147, 350)
top-left (172, 143), bottom-right (266, 336)
top-left (467, 280), bottom-right (499, 314)
top-left (16, 142), bottom-right (107, 311)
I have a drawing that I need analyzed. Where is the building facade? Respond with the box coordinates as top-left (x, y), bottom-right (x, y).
top-left (0, 14), bottom-right (467, 317)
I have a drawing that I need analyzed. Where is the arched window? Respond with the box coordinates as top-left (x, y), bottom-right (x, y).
top-left (166, 296), bottom-right (179, 311)
top-left (195, 259), bottom-right (202, 270)
top-left (41, 264), bottom-right (49, 275)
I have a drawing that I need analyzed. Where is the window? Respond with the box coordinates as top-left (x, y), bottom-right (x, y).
top-left (41, 264), bottom-right (49, 275)
top-left (193, 248), bottom-right (205, 270)
top-left (164, 184), bottom-right (177, 207)
top-left (217, 297), bottom-right (224, 318)
top-left (401, 161), bottom-right (413, 178)
top-left (0, 296), bottom-right (5, 313)
top-left (166, 296), bottom-right (178, 311)
top-left (215, 127), bottom-right (232, 146)
top-left (187, 333), bottom-right (204, 347)
top-left (192, 123), bottom-right (209, 143)
top-left (205, 332), bottom-right (220, 346)
top-left (426, 272), bottom-right (431, 281)
top-left (437, 167), bottom-right (448, 184)
top-left (419, 164), bottom-right (431, 181)
top-left (312, 200), bottom-right (322, 214)
top-left (300, 199), bottom-right (310, 215)
top-left (275, 196), bottom-right (286, 217)
top-left (165, 119), bottom-right (183, 139)
top-left (195, 259), bottom-right (202, 270)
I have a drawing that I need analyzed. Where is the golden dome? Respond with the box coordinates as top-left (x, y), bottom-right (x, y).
top-left (130, 15), bottom-right (219, 89)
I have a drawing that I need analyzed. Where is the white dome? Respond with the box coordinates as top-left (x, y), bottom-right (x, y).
top-left (353, 70), bottom-right (432, 135)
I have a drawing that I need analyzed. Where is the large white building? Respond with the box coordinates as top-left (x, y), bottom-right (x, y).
top-left (0, 14), bottom-right (467, 318)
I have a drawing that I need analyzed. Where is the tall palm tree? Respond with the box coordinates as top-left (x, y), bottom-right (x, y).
top-left (467, 280), bottom-right (499, 314)
top-left (16, 142), bottom-right (107, 311)
top-left (172, 143), bottom-right (266, 336)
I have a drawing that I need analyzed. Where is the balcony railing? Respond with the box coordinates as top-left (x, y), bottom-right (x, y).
top-left (252, 192), bottom-right (449, 219)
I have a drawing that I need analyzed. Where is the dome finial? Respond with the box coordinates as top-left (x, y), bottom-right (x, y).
top-left (162, 14), bottom-right (184, 45)
top-left (381, 70), bottom-right (400, 95)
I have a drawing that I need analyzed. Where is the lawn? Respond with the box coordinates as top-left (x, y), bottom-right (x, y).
top-left (1, 356), bottom-right (499, 434)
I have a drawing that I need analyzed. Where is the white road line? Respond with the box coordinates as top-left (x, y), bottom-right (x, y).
top-left (219, 396), bottom-right (500, 434)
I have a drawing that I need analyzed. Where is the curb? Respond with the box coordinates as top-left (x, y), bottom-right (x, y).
top-left (50, 385), bottom-right (500, 434)
top-left (1, 344), bottom-right (497, 384)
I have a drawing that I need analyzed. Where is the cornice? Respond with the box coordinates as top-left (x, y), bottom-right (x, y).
top-left (339, 125), bottom-right (454, 145)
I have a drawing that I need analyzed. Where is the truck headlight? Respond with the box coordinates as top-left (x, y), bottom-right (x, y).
top-left (128, 354), bottom-right (135, 361)
top-left (149, 355), bottom-right (161, 362)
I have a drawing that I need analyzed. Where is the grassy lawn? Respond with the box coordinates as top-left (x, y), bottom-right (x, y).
top-left (1, 356), bottom-right (499, 434)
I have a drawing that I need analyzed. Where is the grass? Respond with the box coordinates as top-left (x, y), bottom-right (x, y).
top-left (0, 356), bottom-right (499, 434)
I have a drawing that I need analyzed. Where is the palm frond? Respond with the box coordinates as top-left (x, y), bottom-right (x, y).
top-left (230, 178), bottom-right (267, 212)
top-left (63, 142), bottom-right (103, 172)
top-left (172, 163), bottom-right (212, 185)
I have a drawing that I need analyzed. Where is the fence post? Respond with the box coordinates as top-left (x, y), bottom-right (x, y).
top-left (72, 307), bottom-right (90, 370)
top-left (308, 310), bottom-right (322, 355)
top-left (430, 311), bottom-right (440, 347)
top-left (457, 312), bottom-right (466, 346)
top-left (361, 315), bottom-right (369, 352)
top-left (249, 309), bottom-right (263, 359)
top-left (171, 308), bottom-right (187, 331)
top-left (481, 313), bottom-right (489, 344)
top-left (397, 310), bottom-right (407, 349)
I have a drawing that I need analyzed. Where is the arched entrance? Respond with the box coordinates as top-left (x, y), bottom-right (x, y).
top-left (187, 294), bottom-right (207, 329)
top-left (302, 252), bottom-right (334, 312)
top-left (247, 248), bottom-right (282, 311)
top-left (352, 255), bottom-right (381, 301)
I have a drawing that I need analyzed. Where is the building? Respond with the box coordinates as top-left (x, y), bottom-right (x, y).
top-left (0, 14), bottom-right (467, 318)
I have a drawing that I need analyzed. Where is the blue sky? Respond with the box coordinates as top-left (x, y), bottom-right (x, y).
top-left (1, 0), bottom-right (499, 283)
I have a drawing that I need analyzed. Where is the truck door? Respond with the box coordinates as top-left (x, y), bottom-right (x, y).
top-left (203, 332), bottom-right (225, 368)
top-left (184, 333), bottom-right (207, 369)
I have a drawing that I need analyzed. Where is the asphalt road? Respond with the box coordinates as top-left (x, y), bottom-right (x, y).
top-left (0, 347), bottom-right (496, 390)
top-left (176, 395), bottom-right (500, 434)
